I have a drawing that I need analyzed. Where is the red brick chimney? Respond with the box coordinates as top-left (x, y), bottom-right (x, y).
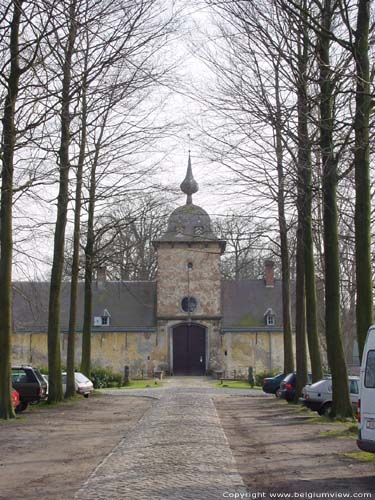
top-left (97, 266), bottom-right (107, 289)
top-left (264, 260), bottom-right (274, 288)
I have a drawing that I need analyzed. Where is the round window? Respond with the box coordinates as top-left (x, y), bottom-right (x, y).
top-left (181, 296), bottom-right (197, 313)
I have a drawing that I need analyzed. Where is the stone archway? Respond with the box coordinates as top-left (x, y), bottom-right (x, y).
top-left (172, 324), bottom-right (206, 375)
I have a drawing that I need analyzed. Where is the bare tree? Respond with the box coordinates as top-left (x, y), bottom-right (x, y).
top-left (0, 0), bottom-right (23, 420)
top-left (47, 0), bottom-right (79, 403)
top-left (318, 0), bottom-right (352, 417)
top-left (201, 0), bottom-right (297, 373)
top-left (0, 0), bottom-right (53, 419)
top-left (214, 214), bottom-right (272, 280)
top-left (78, 0), bottom-right (178, 376)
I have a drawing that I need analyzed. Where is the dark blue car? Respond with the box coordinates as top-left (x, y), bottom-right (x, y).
top-left (262, 373), bottom-right (287, 396)
top-left (279, 372), bottom-right (313, 401)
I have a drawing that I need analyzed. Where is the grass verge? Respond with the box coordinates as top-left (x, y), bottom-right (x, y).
top-left (319, 424), bottom-right (357, 438)
top-left (100, 380), bottom-right (162, 390)
top-left (216, 380), bottom-right (262, 390)
top-left (340, 451), bottom-right (375, 462)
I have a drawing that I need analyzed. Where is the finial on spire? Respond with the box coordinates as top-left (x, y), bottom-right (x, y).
top-left (180, 150), bottom-right (198, 204)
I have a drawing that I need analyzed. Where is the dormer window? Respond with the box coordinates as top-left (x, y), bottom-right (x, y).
top-left (264, 308), bottom-right (275, 326)
top-left (94, 309), bottom-right (111, 326)
top-left (194, 226), bottom-right (204, 235)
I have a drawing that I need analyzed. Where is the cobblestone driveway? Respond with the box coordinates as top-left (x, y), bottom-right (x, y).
top-left (75, 377), bottom-right (261, 500)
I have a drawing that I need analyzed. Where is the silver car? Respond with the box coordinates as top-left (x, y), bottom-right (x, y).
top-left (302, 376), bottom-right (359, 416)
top-left (62, 372), bottom-right (94, 398)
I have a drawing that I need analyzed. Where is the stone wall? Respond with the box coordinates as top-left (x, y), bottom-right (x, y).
top-left (12, 328), bottom-right (287, 378)
top-left (220, 331), bottom-right (285, 378)
top-left (12, 331), bottom-right (169, 378)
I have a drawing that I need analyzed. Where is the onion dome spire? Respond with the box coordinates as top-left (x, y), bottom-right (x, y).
top-left (180, 151), bottom-right (198, 205)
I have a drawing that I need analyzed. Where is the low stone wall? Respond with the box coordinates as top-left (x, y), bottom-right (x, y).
top-left (12, 330), bottom-right (168, 377)
top-left (12, 328), bottom-right (287, 377)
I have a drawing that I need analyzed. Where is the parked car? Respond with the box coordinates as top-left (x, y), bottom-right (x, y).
top-left (302, 376), bottom-right (359, 416)
top-left (279, 372), bottom-right (313, 402)
top-left (357, 325), bottom-right (375, 453)
top-left (11, 366), bottom-right (48, 412)
top-left (62, 372), bottom-right (94, 398)
top-left (262, 373), bottom-right (287, 396)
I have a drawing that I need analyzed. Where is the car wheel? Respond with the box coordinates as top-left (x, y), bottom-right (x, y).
top-left (275, 388), bottom-right (281, 398)
top-left (15, 401), bottom-right (28, 413)
top-left (319, 403), bottom-right (332, 417)
top-left (84, 393), bottom-right (89, 398)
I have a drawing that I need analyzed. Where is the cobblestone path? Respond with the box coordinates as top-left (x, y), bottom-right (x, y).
top-left (75, 378), bottom-right (255, 500)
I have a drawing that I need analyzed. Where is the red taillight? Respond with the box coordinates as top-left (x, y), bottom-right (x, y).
top-left (262, 378), bottom-right (266, 386)
top-left (12, 391), bottom-right (19, 408)
top-left (357, 398), bottom-right (361, 423)
top-left (38, 387), bottom-right (42, 397)
top-left (285, 383), bottom-right (293, 391)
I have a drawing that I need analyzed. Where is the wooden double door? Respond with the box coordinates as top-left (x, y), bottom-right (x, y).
top-left (172, 324), bottom-right (206, 375)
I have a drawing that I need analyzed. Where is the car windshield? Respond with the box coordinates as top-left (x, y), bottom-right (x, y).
top-left (75, 373), bottom-right (89, 383)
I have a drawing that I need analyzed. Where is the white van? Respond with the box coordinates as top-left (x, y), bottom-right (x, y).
top-left (357, 325), bottom-right (375, 453)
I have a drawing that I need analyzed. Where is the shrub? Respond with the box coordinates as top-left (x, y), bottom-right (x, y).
top-left (90, 367), bottom-right (123, 388)
top-left (255, 370), bottom-right (280, 387)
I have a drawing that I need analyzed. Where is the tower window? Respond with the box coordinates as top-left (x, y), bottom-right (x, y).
top-left (181, 296), bottom-right (197, 313)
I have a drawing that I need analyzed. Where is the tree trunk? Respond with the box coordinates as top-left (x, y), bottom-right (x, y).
top-left (295, 220), bottom-right (308, 399)
top-left (297, 4), bottom-right (323, 383)
top-left (81, 96), bottom-right (112, 377)
top-left (319, 0), bottom-right (352, 418)
top-left (354, 0), bottom-right (372, 361)
top-left (47, 0), bottom-right (77, 403)
top-left (80, 164), bottom-right (96, 377)
top-left (66, 71), bottom-right (87, 398)
top-left (0, 0), bottom-right (23, 420)
top-left (274, 61), bottom-right (294, 374)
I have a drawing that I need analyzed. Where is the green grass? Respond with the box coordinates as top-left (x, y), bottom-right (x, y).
top-left (319, 424), bottom-right (358, 438)
top-left (0, 414), bottom-right (26, 425)
top-left (100, 380), bottom-right (162, 390)
top-left (29, 396), bottom-right (81, 411)
top-left (216, 380), bottom-right (262, 390)
top-left (340, 451), bottom-right (375, 462)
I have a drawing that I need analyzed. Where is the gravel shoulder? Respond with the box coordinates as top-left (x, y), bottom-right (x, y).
top-left (0, 394), bottom-right (152, 500)
top-left (215, 395), bottom-right (375, 497)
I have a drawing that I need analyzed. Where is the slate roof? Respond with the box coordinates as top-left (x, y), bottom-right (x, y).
top-left (12, 277), bottom-right (288, 332)
top-left (222, 279), bottom-right (293, 329)
top-left (156, 203), bottom-right (221, 243)
top-left (12, 281), bottom-right (156, 332)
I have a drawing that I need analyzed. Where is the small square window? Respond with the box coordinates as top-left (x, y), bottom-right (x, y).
top-left (266, 315), bottom-right (275, 326)
top-left (264, 308), bottom-right (275, 326)
top-left (94, 314), bottom-right (110, 326)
